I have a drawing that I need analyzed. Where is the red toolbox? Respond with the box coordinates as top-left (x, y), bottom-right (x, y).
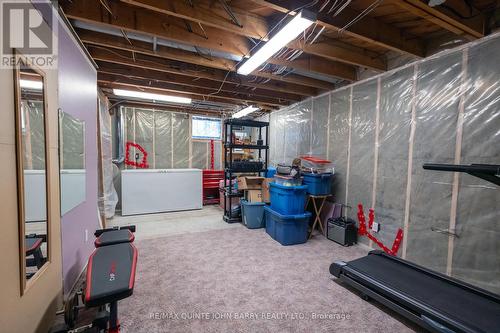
top-left (203, 170), bottom-right (224, 205)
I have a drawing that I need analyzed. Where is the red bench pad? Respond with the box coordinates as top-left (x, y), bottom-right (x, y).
top-left (95, 229), bottom-right (134, 247)
top-left (85, 242), bottom-right (138, 307)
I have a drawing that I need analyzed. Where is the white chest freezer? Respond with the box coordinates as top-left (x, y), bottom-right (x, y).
top-left (121, 169), bottom-right (202, 216)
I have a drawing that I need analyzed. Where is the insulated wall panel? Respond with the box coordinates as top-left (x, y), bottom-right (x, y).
top-left (374, 67), bottom-right (414, 247)
top-left (406, 52), bottom-right (463, 273)
top-left (154, 112), bottom-right (172, 169)
top-left (453, 37), bottom-right (500, 293)
top-left (192, 141), bottom-right (208, 169)
top-left (347, 80), bottom-right (378, 244)
top-left (172, 113), bottom-right (190, 168)
top-left (311, 95), bottom-right (329, 158)
top-left (135, 109), bottom-right (154, 166)
top-left (328, 89), bottom-right (350, 207)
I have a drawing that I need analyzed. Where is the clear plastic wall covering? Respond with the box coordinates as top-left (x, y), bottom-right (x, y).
top-left (60, 112), bottom-right (85, 169)
top-left (99, 95), bottom-right (118, 218)
top-left (268, 33), bottom-right (500, 294)
top-left (121, 107), bottom-right (222, 170)
top-left (21, 101), bottom-right (45, 170)
top-left (347, 80), bottom-right (378, 246)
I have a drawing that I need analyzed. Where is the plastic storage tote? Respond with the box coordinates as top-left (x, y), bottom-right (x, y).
top-left (264, 206), bottom-right (311, 245)
top-left (269, 182), bottom-right (308, 215)
top-left (241, 199), bottom-right (266, 229)
top-left (302, 172), bottom-right (333, 195)
top-left (266, 166), bottom-right (277, 178)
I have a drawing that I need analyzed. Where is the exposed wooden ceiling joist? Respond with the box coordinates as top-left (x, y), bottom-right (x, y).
top-left (118, 0), bottom-right (385, 71)
top-left (387, 0), bottom-right (484, 40)
top-left (120, 0), bottom-right (269, 40)
top-left (101, 82), bottom-right (276, 112)
top-left (251, 0), bottom-right (425, 57)
top-left (89, 46), bottom-right (319, 97)
top-left (78, 29), bottom-right (335, 90)
top-left (97, 61), bottom-right (303, 102)
top-left (98, 73), bottom-right (287, 107)
top-left (106, 98), bottom-right (229, 116)
top-left (62, 0), bottom-right (251, 55)
top-left (62, 1), bottom-right (355, 81)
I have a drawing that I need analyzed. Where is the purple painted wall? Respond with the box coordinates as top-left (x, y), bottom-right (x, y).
top-left (58, 25), bottom-right (99, 294)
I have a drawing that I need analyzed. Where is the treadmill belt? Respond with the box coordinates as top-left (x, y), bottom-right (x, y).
top-left (348, 254), bottom-right (500, 332)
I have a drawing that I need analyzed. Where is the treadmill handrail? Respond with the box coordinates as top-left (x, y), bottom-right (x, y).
top-left (423, 163), bottom-right (500, 186)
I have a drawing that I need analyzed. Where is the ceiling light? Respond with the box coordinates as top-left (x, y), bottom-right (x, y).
top-left (237, 10), bottom-right (316, 76)
top-left (232, 106), bottom-right (259, 118)
top-left (113, 89), bottom-right (192, 104)
top-left (20, 79), bottom-right (43, 90)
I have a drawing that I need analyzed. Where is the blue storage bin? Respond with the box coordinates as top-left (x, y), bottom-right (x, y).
top-left (241, 200), bottom-right (266, 229)
top-left (269, 182), bottom-right (308, 215)
top-left (302, 172), bottom-right (333, 195)
top-left (266, 167), bottom-right (277, 178)
top-left (264, 206), bottom-right (311, 245)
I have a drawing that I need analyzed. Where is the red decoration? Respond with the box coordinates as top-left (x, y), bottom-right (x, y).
top-left (210, 139), bottom-right (214, 170)
top-left (125, 141), bottom-right (149, 168)
top-left (357, 203), bottom-right (404, 256)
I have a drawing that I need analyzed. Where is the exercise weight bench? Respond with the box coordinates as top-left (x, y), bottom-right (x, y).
top-left (53, 225), bottom-right (138, 333)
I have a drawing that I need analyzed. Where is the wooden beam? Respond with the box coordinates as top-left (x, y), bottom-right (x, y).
top-left (102, 82), bottom-right (276, 111)
top-left (267, 54), bottom-right (356, 81)
top-left (79, 29), bottom-right (334, 90)
top-left (252, 0), bottom-right (425, 57)
top-left (119, 0), bottom-right (386, 70)
top-left (97, 61), bottom-right (303, 102)
top-left (98, 72), bottom-right (288, 107)
top-left (120, 0), bottom-right (269, 40)
top-left (106, 98), bottom-right (229, 116)
top-left (86, 43), bottom-right (319, 96)
top-left (63, 0), bottom-right (355, 81)
top-left (288, 39), bottom-right (385, 71)
top-left (61, 0), bottom-right (251, 56)
top-left (388, 0), bottom-right (484, 40)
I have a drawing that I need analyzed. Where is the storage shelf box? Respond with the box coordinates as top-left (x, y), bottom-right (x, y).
top-left (302, 172), bottom-right (333, 195)
top-left (264, 206), bottom-right (311, 245)
top-left (269, 183), bottom-right (308, 215)
top-left (241, 200), bottom-right (266, 229)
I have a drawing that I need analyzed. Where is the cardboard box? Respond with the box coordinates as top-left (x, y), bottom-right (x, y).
top-left (237, 176), bottom-right (265, 190)
top-left (246, 189), bottom-right (263, 202)
top-left (261, 178), bottom-right (273, 203)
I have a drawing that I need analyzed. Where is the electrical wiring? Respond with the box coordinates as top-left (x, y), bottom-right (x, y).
top-left (337, 0), bottom-right (382, 35)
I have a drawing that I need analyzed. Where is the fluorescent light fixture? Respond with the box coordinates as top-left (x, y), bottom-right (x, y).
top-left (232, 105), bottom-right (259, 118)
top-left (113, 89), bottom-right (191, 104)
top-left (428, 0), bottom-right (446, 6)
top-left (20, 79), bottom-right (43, 90)
top-left (237, 10), bottom-right (315, 76)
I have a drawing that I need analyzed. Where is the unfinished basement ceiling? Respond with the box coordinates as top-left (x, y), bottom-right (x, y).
top-left (60, 0), bottom-right (500, 116)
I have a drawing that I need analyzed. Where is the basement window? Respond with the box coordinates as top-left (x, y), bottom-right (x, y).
top-left (192, 116), bottom-right (222, 140)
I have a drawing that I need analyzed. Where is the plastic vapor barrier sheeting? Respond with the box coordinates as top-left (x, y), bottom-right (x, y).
top-left (269, 33), bottom-right (500, 294)
top-left (21, 100), bottom-right (46, 170)
top-left (121, 107), bottom-right (222, 170)
top-left (99, 96), bottom-right (118, 218)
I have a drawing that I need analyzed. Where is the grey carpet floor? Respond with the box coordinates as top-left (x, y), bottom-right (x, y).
top-left (118, 225), bottom-right (421, 333)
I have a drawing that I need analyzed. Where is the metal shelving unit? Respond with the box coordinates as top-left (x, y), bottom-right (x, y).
top-left (223, 118), bottom-right (269, 223)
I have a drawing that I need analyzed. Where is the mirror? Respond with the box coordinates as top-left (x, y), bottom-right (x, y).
top-left (59, 111), bottom-right (86, 215)
top-left (15, 60), bottom-right (50, 288)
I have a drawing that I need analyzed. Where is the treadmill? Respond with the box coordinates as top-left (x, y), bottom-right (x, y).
top-left (330, 163), bottom-right (500, 333)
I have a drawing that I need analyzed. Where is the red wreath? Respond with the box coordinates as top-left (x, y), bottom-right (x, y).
top-left (357, 203), bottom-right (404, 256)
top-left (125, 141), bottom-right (149, 168)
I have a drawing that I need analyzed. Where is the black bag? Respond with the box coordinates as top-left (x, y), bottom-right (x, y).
top-left (327, 204), bottom-right (357, 246)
